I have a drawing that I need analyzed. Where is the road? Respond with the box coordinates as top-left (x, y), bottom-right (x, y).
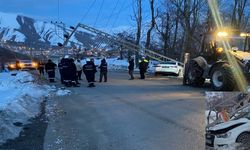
top-left (42, 71), bottom-right (206, 150)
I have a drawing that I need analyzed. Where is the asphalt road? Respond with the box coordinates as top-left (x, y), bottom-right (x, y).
top-left (44, 71), bottom-right (206, 150)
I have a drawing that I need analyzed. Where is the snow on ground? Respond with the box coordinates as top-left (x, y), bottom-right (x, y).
top-left (0, 71), bottom-right (57, 144)
top-left (0, 71), bottom-right (51, 109)
top-left (56, 88), bottom-right (72, 96)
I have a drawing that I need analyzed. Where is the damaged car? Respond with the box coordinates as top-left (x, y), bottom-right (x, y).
top-left (206, 108), bottom-right (250, 149)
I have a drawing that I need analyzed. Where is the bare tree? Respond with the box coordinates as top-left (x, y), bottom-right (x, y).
top-left (155, 12), bottom-right (172, 56)
top-left (169, 0), bottom-right (204, 59)
top-left (231, 0), bottom-right (249, 30)
top-left (145, 0), bottom-right (156, 49)
top-left (133, 0), bottom-right (142, 66)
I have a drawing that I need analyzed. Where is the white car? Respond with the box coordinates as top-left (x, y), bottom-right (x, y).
top-left (17, 60), bottom-right (38, 70)
top-left (154, 61), bottom-right (183, 76)
top-left (206, 110), bottom-right (250, 149)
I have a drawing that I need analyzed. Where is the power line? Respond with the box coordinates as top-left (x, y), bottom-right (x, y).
top-left (80, 0), bottom-right (97, 23)
top-left (105, 0), bottom-right (120, 27)
top-left (57, 0), bottom-right (60, 22)
top-left (111, 1), bottom-right (133, 29)
top-left (93, 0), bottom-right (104, 27)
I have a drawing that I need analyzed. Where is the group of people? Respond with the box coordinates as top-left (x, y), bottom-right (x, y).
top-left (40, 56), bottom-right (108, 88)
top-left (41, 56), bottom-right (149, 87)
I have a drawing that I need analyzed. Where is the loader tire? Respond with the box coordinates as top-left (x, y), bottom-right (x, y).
top-left (210, 64), bottom-right (235, 91)
top-left (186, 60), bottom-right (205, 86)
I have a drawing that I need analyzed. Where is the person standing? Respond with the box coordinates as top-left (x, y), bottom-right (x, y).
top-left (45, 59), bottom-right (57, 82)
top-left (128, 58), bottom-right (134, 80)
top-left (58, 58), bottom-right (64, 84)
top-left (62, 56), bottom-right (72, 87)
top-left (139, 57), bottom-right (149, 79)
top-left (90, 58), bottom-right (97, 82)
top-left (83, 58), bottom-right (97, 87)
top-left (75, 59), bottom-right (83, 80)
top-left (38, 60), bottom-right (45, 76)
top-left (99, 58), bottom-right (108, 82)
top-left (69, 58), bottom-right (80, 87)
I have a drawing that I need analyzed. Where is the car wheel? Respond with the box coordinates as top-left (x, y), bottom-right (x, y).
top-left (236, 132), bottom-right (250, 148)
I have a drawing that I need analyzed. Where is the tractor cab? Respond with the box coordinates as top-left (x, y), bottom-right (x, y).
top-left (200, 31), bottom-right (250, 64)
top-left (184, 30), bottom-right (250, 91)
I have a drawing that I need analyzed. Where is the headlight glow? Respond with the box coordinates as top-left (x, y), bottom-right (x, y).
top-left (217, 31), bottom-right (228, 37)
top-left (19, 63), bottom-right (24, 67)
top-left (216, 47), bottom-right (223, 53)
top-left (9, 64), bottom-right (15, 68)
top-left (32, 62), bottom-right (38, 67)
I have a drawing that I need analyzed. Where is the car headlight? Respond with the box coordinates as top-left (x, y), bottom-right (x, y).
top-left (19, 63), bottom-right (24, 67)
top-left (9, 64), bottom-right (15, 68)
top-left (216, 132), bottom-right (231, 138)
top-left (32, 62), bottom-right (38, 67)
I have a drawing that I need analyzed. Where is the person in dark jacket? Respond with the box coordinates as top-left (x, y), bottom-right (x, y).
top-left (69, 58), bottom-right (80, 87)
top-left (90, 58), bottom-right (97, 82)
top-left (99, 58), bottom-right (108, 82)
top-left (58, 58), bottom-right (64, 84)
top-left (138, 57), bottom-right (149, 79)
top-left (38, 60), bottom-right (45, 76)
top-left (128, 58), bottom-right (134, 80)
top-left (83, 58), bottom-right (96, 87)
top-left (45, 59), bottom-right (57, 82)
top-left (61, 56), bottom-right (72, 87)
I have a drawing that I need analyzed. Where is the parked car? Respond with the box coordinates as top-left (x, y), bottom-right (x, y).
top-left (154, 61), bottom-right (183, 76)
top-left (7, 61), bottom-right (17, 70)
top-left (206, 108), bottom-right (250, 149)
top-left (16, 60), bottom-right (38, 70)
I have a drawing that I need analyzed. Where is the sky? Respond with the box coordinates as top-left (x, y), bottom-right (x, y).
top-left (0, 0), bottom-right (153, 30)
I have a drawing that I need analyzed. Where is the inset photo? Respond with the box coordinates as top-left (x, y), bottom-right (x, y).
top-left (205, 92), bottom-right (250, 149)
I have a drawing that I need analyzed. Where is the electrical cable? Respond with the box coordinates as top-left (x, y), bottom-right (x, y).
top-left (57, 0), bottom-right (60, 22)
top-left (93, 0), bottom-right (104, 27)
top-left (80, 0), bottom-right (97, 23)
top-left (105, 0), bottom-right (120, 27)
top-left (111, 1), bottom-right (133, 29)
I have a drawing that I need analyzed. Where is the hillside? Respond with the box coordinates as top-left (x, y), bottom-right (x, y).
top-left (0, 12), bottom-right (124, 50)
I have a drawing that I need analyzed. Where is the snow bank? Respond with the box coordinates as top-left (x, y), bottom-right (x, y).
top-left (0, 71), bottom-right (53, 144)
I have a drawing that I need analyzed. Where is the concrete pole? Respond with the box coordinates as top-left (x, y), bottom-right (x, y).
top-left (184, 53), bottom-right (190, 65)
top-left (183, 53), bottom-right (190, 82)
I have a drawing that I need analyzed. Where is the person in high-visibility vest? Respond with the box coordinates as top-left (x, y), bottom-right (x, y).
top-left (138, 57), bottom-right (149, 79)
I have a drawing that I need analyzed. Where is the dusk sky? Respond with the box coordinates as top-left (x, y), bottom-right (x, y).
top-left (0, 0), bottom-right (154, 29)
